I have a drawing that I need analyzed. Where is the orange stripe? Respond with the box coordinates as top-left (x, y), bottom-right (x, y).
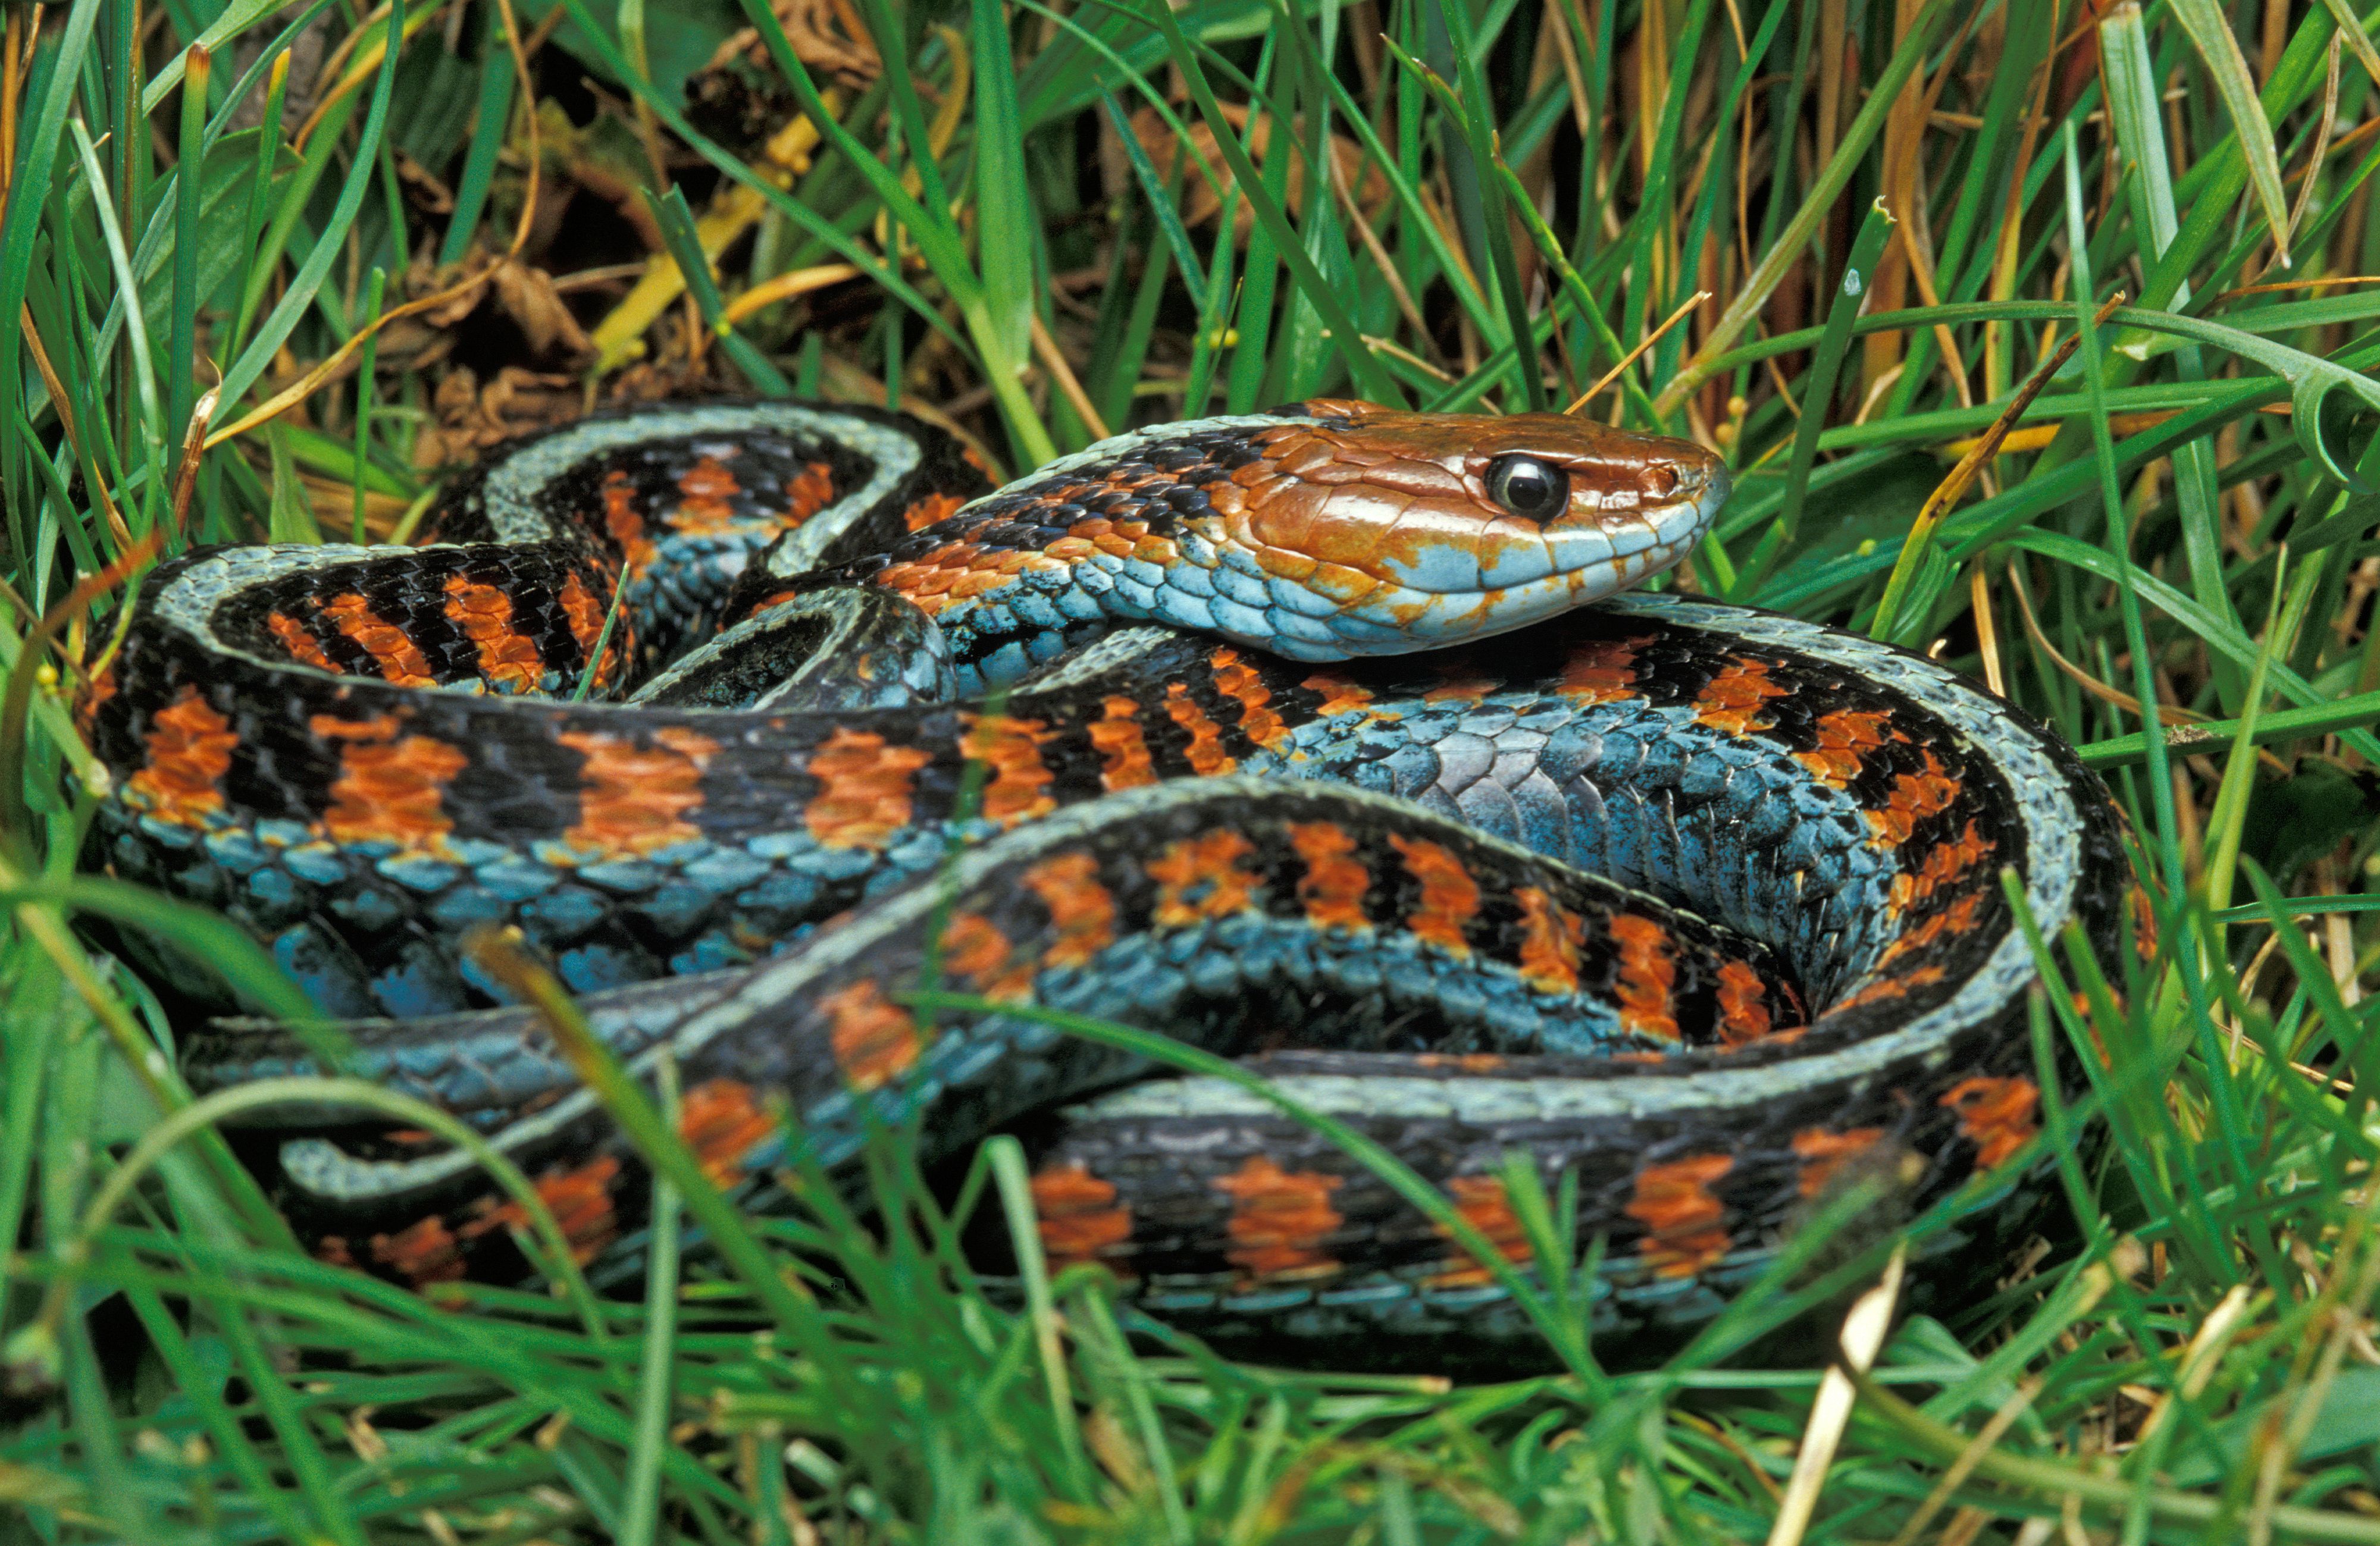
top-left (678, 1078), bottom-right (776, 1187)
top-left (1022, 852), bottom-right (1119, 967)
top-left (823, 979), bottom-right (919, 1090)
top-left (1289, 821), bottom-right (1371, 932)
top-left (1940, 1076), bottom-right (2038, 1170)
top-left (1795, 708), bottom-right (1898, 788)
top-left (1691, 657), bottom-right (1789, 737)
top-left (903, 490), bottom-right (966, 532)
top-left (368, 1215), bottom-right (466, 1285)
top-left (1032, 1164), bottom-right (1135, 1274)
top-left (1209, 647), bottom-right (1289, 748)
top-left (265, 611), bottom-right (337, 672)
top-left (1387, 835), bottom-right (1479, 955)
top-left (1424, 1174), bottom-right (1534, 1288)
top-left (936, 910), bottom-right (1035, 1001)
top-left (1421, 674), bottom-right (1498, 704)
top-left (1830, 964), bottom-right (1947, 1012)
top-left (1211, 1156), bottom-right (1345, 1281)
top-left (531, 1157), bottom-right (623, 1263)
top-left (310, 714), bottom-right (466, 855)
top-left (1089, 697), bottom-right (1158, 789)
top-left (1624, 1155), bottom-right (1733, 1277)
top-left (126, 685), bottom-right (237, 824)
top-left (803, 727), bottom-right (934, 849)
top-left (1609, 914), bottom-right (1680, 1042)
top-left (602, 468), bottom-right (657, 578)
top-left (1163, 682), bottom-right (1237, 774)
top-left (558, 568), bottom-right (627, 689)
top-left (1891, 819), bottom-right (1996, 917)
top-left (668, 454), bottom-right (745, 534)
top-left (1876, 891), bottom-right (1987, 968)
top-left (1147, 829), bottom-right (1262, 926)
top-left (440, 576), bottom-right (546, 694)
top-left (318, 593), bottom-right (437, 686)
top-left (1557, 635), bottom-right (1648, 704)
top-left (1299, 670), bottom-right (1375, 718)
top-left (1511, 886), bottom-right (1584, 992)
top-left (556, 726), bottom-right (718, 855)
top-left (962, 713), bottom-right (1057, 824)
top-left (1714, 959), bottom-right (1774, 1047)
top-left (1866, 751), bottom-right (1962, 846)
top-left (462, 1156), bottom-right (624, 1265)
top-left (1790, 1127), bottom-right (1886, 1197)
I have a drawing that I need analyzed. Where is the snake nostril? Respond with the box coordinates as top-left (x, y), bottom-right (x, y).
top-left (1640, 464), bottom-right (1680, 500)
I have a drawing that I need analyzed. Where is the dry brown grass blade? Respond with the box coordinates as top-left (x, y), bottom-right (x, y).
top-left (1030, 315), bottom-right (1110, 443)
top-left (18, 306), bottom-right (131, 551)
top-left (1565, 290), bottom-right (1708, 416)
top-left (168, 385), bottom-right (220, 538)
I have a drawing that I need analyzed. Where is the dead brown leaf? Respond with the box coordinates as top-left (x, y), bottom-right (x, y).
top-left (415, 366), bottom-right (586, 468)
top-left (373, 250), bottom-right (594, 373)
top-left (705, 0), bottom-right (879, 88)
top-left (490, 259), bottom-right (595, 361)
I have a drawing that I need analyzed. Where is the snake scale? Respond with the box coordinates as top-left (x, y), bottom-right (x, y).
top-left (82, 398), bottom-right (2138, 1368)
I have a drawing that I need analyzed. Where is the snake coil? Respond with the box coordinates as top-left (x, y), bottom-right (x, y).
top-left (84, 399), bottom-right (2136, 1368)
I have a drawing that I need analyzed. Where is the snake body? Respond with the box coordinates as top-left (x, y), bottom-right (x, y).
top-left (86, 399), bottom-right (2136, 1366)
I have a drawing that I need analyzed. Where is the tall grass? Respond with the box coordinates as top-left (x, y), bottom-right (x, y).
top-left (7, 0), bottom-right (2380, 1538)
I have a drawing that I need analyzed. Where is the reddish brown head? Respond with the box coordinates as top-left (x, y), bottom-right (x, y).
top-left (1192, 399), bottom-right (1727, 655)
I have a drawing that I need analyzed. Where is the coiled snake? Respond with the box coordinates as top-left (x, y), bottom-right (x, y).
top-left (83, 399), bottom-right (2135, 1367)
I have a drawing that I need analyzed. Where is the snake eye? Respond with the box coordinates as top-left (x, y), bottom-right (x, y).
top-left (1485, 454), bottom-right (1570, 522)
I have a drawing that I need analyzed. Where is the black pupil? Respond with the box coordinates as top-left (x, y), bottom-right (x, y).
top-left (1490, 456), bottom-right (1565, 518)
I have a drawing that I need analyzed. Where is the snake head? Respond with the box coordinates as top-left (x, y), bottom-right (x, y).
top-left (1214, 399), bottom-right (1730, 658)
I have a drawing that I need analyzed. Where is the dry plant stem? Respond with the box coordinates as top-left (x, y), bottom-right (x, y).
top-left (1565, 290), bottom-right (1708, 415)
top-left (1364, 334), bottom-right (1452, 384)
top-left (167, 385), bottom-right (218, 538)
top-left (18, 309), bottom-right (133, 550)
top-left (2129, 1282), bottom-right (2256, 1455)
top-left (2250, 34), bottom-right (2344, 288)
top-left (0, 8), bottom-right (19, 203)
top-left (1659, 0), bottom-right (1955, 415)
top-left (1030, 315), bottom-right (1110, 442)
top-left (1331, 150), bottom-right (1434, 350)
top-left (1764, 1243), bottom-right (1908, 1546)
top-left (1971, 560), bottom-right (2006, 696)
top-left (1871, 293), bottom-right (2121, 640)
top-left (718, 262), bottom-right (863, 325)
top-left (1546, 0), bottom-right (1590, 139)
top-left (2212, 269), bottom-right (2380, 304)
top-left (1984, 12), bottom-right (2062, 407)
top-left (1896, 218), bottom-right (1974, 408)
top-left (294, 0), bottom-right (455, 149)
top-left (1884, 1378), bottom-right (2043, 1546)
top-left (2003, 563), bottom-right (2240, 741)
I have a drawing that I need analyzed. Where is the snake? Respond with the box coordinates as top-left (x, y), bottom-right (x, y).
top-left (82, 397), bottom-right (2139, 1369)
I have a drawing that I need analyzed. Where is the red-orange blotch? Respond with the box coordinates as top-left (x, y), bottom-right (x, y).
top-left (1624, 1154), bottom-right (1733, 1277)
top-left (1211, 1156), bottom-right (1345, 1282)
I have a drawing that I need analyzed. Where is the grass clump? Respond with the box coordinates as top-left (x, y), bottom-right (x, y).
top-left (8, 0), bottom-right (2380, 1539)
